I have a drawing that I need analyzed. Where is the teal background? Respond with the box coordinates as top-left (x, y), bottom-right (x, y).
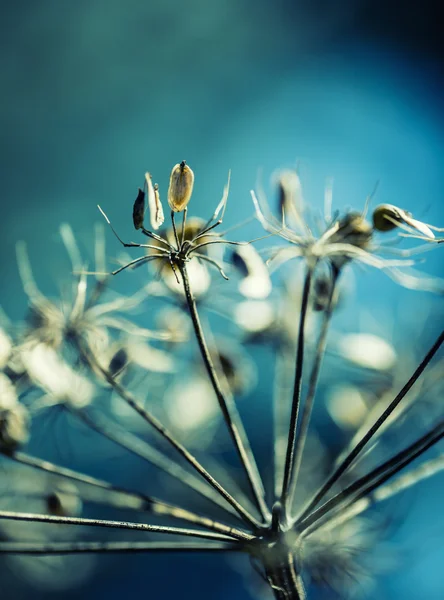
top-left (1, 1), bottom-right (443, 599)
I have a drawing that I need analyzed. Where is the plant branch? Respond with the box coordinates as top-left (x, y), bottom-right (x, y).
top-left (78, 341), bottom-right (260, 530)
top-left (280, 267), bottom-right (313, 519)
top-left (289, 268), bottom-right (338, 516)
top-left (0, 510), bottom-right (246, 542)
top-left (299, 419), bottom-right (444, 533)
top-left (297, 328), bottom-right (444, 523)
top-left (179, 262), bottom-right (270, 524)
top-left (2, 450), bottom-right (251, 541)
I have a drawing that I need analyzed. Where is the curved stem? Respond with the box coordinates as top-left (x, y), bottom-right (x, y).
top-left (297, 328), bottom-right (444, 523)
top-left (280, 267), bottom-right (313, 519)
top-left (179, 262), bottom-right (270, 524)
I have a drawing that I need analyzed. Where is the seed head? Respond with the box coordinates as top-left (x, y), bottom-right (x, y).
top-left (132, 187), bottom-right (146, 230)
top-left (168, 161), bottom-right (194, 212)
top-left (373, 203), bottom-right (435, 238)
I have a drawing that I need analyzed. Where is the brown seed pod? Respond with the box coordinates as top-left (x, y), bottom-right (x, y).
top-left (167, 161), bottom-right (194, 212)
top-left (372, 204), bottom-right (406, 232)
top-left (372, 203), bottom-right (435, 238)
top-left (333, 212), bottom-right (373, 249)
top-left (132, 187), bottom-right (146, 230)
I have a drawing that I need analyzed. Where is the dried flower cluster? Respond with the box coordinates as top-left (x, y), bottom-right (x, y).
top-left (0, 162), bottom-right (443, 599)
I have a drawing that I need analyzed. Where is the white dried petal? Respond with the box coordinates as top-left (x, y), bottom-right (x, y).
top-left (145, 173), bottom-right (164, 230)
top-left (234, 301), bottom-right (275, 333)
top-left (126, 341), bottom-right (175, 373)
top-left (327, 384), bottom-right (369, 429)
top-left (232, 245), bottom-right (272, 299)
top-left (338, 333), bottom-right (397, 371)
top-left (0, 328), bottom-right (12, 369)
top-left (22, 344), bottom-right (95, 409)
top-left (0, 402), bottom-right (29, 450)
top-left (0, 373), bottom-right (18, 408)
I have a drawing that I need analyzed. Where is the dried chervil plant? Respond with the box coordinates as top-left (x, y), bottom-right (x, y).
top-left (0, 162), bottom-right (443, 599)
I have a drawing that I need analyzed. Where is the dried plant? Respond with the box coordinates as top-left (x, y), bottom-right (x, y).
top-left (0, 162), bottom-right (443, 599)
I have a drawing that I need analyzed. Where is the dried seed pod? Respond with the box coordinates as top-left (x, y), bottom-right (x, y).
top-left (332, 212), bottom-right (373, 250)
top-left (46, 483), bottom-right (82, 517)
top-left (373, 204), bottom-right (435, 238)
top-left (145, 173), bottom-right (164, 230)
top-left (276, 169), bottom-right (305, 229)
top-left (312, 274), bottom-right (336, 312)
top-left (132, 187), bottom-right (146, 230)
top-left (372, 204), bottom-right (406, 232)
top-left (168, 160), bottom-right (194, 212)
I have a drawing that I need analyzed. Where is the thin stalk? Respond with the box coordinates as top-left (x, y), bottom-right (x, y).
top-left (297, 328), bottom-right (444, 523)
top-left (78, 341), bottom-right (260, 529)
top-left (0, 510), bottom-right (244, 542)
top-left (74, 407), bottom-right (241, 517)
top-left (280, 267), bottom-right (313, 519)
top-left (3, 451), bottom-right (251, 541)
top-left (289, 268), bottom-right (338, 516)
top-left (299, 419), bottom-right (444, 533)
top-left (179, 262), bottom-right (270, 523)
top-left (0, 540), bottom-right (240, 555)
top-left (273, 344), bottom-right (295, 498)
top-left (307, 453), bottom-right (444, 536)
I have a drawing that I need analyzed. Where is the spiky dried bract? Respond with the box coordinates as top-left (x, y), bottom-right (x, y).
top-left (168, 161), bottom-right (194, 212)
top-left (132, 187), bottom-right (146, 230)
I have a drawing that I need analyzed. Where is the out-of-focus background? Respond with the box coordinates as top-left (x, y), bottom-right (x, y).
top-left (1, 1), bottom-right (443, 599)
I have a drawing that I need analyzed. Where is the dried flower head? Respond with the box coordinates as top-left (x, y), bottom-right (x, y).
top-left (168, 160), bottom-right (195, 212)
top-left (253, 171), bottom-right (443, 292)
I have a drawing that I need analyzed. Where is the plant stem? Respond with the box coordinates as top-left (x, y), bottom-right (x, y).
top-left (289, 268), bottom-right (338, 517)
top-left (180, 262), bottom-right (270, 524)
top-left (3, 450), bottom-right (251, 541)
top-left (0, 540), bottom-right (239, 555)
top-left (297, 328), bottom-right (444, 523)
top-left (78, 341), bottom-right (260, 530)
top-left (280, 267), bottom-right (313, 519)
top-left (0, 510), bottom-right (242, 542)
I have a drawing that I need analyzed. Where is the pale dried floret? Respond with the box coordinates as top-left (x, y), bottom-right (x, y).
top-left (21, 343), bottom-right (95, 409)
top-left (0, 372), bottom-right (18, 407)
top-left (231, 245), bottom-right (272, 299)
top-left (0, 328), bottom-right (12, 369)
top-left (337, 333), bottom-right (397, 371)
top-left (252, 175), bottom-right (444, 292)
top-left (0, 400), bottom-right (29, 451)
top-left (326, 384), bottom-right (370, 430)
